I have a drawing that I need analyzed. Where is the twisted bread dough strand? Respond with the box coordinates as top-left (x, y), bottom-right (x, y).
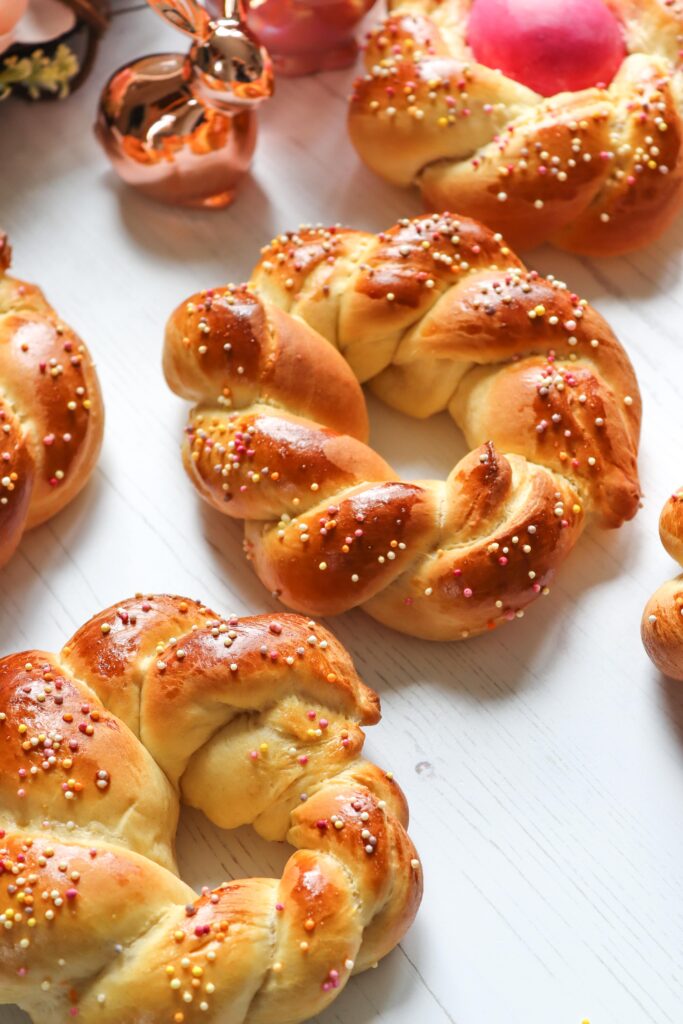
top-left (0, 234), bottom-right (104, 567)
top-left (0, 595), bottom-right (421, 1023)
top-left (642, 491), bottom-right (683, 678)
top-left (348, 1), bottom-right (683, 255)
top-left (164, 296), bottom-right (583, 640)
top-left (163, 215), bottom-right (639, 639)
top-left (249, 214), bottom-right (641, 532)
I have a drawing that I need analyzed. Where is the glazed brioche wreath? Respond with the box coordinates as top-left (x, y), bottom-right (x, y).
top-left (0, 595), bottom-right (421, 1023)
top-left (164, 213), bottom-right (641, 641)
top-left (348, 0), bottom-right (683, 255)
top-left (642, 490), bottom-right (683, 678)
top-left (0, 233), bottom-right (104, 568)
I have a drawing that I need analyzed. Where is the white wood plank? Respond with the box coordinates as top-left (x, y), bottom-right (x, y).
top-left (1, 3), bottom-right (683, 1022)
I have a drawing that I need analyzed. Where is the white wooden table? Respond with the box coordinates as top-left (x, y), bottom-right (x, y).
top-left (2, 4), bottom-right (683, 1023)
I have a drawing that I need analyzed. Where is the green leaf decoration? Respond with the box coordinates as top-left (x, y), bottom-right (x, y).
top-left (0, 44), bottom-right (80, 101)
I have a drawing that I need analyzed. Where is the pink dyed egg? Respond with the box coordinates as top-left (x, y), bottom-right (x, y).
top-left (467, 0), bottom-right (625, 96)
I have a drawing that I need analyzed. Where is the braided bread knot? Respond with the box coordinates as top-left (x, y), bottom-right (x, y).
top-left (0, 595), bottom-right (421, 1023)
top-left (162, 213), bottom-right (640, 640)
top-left (0, 233), bottom-right (104, 568)
top-left (642, 491), bottom-right (683, 679)
top-left (348, 0), bottom-right (683, 255)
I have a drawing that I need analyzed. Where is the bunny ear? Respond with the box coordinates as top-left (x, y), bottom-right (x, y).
top-left (146, 0), bottom-right (212, 39)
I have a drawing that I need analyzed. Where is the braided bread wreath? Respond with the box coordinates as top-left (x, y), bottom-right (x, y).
top-left (348, 0), bottom-right (683, 256)
top-left (0, 233), bottom-right (104, 568)
top-left (642, 489), bottom-right (683, 678)
top-left (0, 595), bottom-right (421, 1023)
top-left (163, 213), bottom-right (642, 641)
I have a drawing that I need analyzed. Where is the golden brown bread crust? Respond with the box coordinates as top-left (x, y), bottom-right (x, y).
top-left (163, 288), bottom-right (369, 441)
top-left (0, 234), bottom-right (104, 568)
top-left (251, 214), bottom-right (641, 529)
top-left (162, 215), bottom-right (640, 639)
top-left (642, 489), bottom-right (683, 679)
top-left (348, 3), bottom-right (683, 256)
top-left (0, 595), bottom-right (422, 1023)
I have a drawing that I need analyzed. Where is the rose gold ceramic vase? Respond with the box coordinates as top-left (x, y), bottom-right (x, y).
top-left (246, 0), bottom-right (377, 75)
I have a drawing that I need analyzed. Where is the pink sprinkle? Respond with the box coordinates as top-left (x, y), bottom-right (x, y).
top-left (463, 588), bottom-right (473, 598)
top-left (269, 622), bottom-right (282, 635)
top-left (319, 718), bottom-right (328, 730)
top-left (498, 556), bottom-right (508, 566)
top-left (66, 888), bottom-right (78, 900)
top-left (298, 755), bottom-right (309, 766)
top-left (275, 903), bottom-right (284, 911)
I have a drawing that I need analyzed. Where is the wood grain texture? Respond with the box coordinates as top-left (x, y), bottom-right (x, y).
top-left (1, 3), bottom-right (683, 1022)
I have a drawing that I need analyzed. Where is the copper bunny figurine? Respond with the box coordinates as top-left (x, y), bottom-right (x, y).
top-left (95, 0), bottom-right (273, 208)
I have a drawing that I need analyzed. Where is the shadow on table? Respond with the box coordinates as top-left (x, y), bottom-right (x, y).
top-left (193, 467), bottom-right (641, 704)
top-left (0, 466), bottom-right (108, 643)
top-left (197, 500), bottom-right (284, 617)
top-left (659, 672), bottom-right (683, 754)
top-left (99, 169), bottom-right (279, 269)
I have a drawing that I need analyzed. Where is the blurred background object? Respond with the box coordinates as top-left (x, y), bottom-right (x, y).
top-left (0, 0), bottom-right (109, 100)
top-left (245, 0), bottom-right (377, 75)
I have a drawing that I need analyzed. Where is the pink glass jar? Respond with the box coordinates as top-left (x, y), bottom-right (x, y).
top-left (245, 0), bottom-right (376, 75)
